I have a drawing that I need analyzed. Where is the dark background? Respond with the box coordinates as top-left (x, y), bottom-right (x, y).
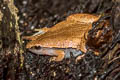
top-left (0, 0), bottom-right (119, 80)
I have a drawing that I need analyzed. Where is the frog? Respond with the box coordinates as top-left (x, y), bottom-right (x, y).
top-left (23, 13), bottom-right (103, 61)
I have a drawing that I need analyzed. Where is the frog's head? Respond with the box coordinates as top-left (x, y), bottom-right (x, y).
top-left (86, 20), bottom-right (113, 52)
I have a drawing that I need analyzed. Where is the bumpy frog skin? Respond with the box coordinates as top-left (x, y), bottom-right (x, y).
top-left (24, 13), bottom-right (101, 61)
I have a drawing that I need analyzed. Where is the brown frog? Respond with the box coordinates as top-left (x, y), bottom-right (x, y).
top-left (24, 13), bottom-right (112, 61)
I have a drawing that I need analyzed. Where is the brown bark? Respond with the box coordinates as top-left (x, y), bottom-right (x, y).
top-left (0, 0), bottom-right (23, 79)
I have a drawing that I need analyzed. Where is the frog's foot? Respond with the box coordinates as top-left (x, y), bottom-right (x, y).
top-left (33, 27), bottom-right (49, 36)
top-left (22, 27), bottom-right (50, 41)
top-left (29, 48), bottom-right (65, 61)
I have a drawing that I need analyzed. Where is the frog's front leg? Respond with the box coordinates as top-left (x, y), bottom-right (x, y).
top-left (64, 49), bottom-right (83, 58)
top-left (29, 48), bottom-right (65, 61)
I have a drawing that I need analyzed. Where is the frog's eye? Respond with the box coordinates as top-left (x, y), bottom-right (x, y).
top-left (32, 46), bottom-right (41, 49)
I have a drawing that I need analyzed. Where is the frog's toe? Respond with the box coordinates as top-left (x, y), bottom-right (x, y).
top-left (33, 27), bottom-right (49, 36)
top-left (33, 29), bottom-right (45, 36)
top-left (76, 54), bottom-right (85, 61)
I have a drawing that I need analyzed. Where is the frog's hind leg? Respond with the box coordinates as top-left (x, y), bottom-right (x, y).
top-left (22, 35), bottom-right (41, 41)
top-left (29, 48), bottom-right (65, 61)
top-left (22, 27), bottom-right (50, 40)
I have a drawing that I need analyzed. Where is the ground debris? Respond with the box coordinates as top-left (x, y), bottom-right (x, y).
top-left (0, 0), bottom-right (119, 80)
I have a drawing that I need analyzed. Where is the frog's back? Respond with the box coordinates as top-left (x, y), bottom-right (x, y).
top-left (26, 23), bottom-right (92, 52)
